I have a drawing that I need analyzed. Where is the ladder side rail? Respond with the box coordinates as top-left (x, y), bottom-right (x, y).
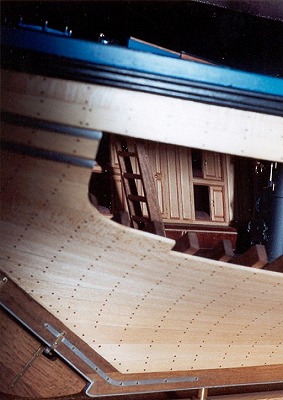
top-left (135, 141), bottom-right (166, 236)
top-left (115, 137), bottom-right (144, 230)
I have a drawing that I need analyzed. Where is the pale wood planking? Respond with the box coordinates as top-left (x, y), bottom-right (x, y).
top-left (1, 69), bottom-right (283, 162)
top-left (1, 123), bottom-right (98, 160)
top-left (1, 68), bottom-right (283, 381)
top-left (1, 142), bottom-right (283, 376)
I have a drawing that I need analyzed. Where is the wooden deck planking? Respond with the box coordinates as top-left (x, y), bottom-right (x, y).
top-left (1, 66), bottom-right (283, 395)
top-left (1, 143), bottom-right (283, 380)
top-left (2, 69), bottom-right (283, 162)
top-left (1, 123), bottom-right (98, 160)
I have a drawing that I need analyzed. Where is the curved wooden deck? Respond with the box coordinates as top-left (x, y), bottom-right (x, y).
top-left (1, 123), bottom-right (283, 397)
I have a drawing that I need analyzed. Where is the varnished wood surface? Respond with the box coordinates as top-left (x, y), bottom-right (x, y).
top-left (1, 389), bottom-right (283, 400)
top-left (264, 256), bottom-right (283, 273)
top-left (2, 266), bottom-right (283, 398)
top-left (230, 245), bottom-right (268, 268)
top-left (1, 130), bottom-right (283, 396)
top-left (0, 309), bottom-right (86, 398)
top-left (1, 69), bottom-right (283, 162)
top-left (210, 390), bottom-right (283, 399)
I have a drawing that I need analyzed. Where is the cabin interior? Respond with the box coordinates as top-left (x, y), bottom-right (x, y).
top-left (1, 1), bottom-right (283, 400)
top-left (90, 133), bottom-right (276, 258)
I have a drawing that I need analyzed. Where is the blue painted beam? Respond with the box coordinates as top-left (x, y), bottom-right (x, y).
top-left (2, 27), bottom-right (283, 98)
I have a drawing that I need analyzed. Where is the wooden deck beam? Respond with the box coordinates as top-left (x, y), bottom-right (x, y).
top-left (230, 245), bottom-right (268, 268)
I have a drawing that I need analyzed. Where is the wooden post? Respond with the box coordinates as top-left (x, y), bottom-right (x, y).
top-left (263, 255), bottom-right (283, 273)
top-left (230, 245), bottom-right (268, 268)
top-left (135, 140), bottom-right (165, 236)
top-left (172, 232), bottom-right (200, 255)
top-left (198, 239), bottom-right (234, 262)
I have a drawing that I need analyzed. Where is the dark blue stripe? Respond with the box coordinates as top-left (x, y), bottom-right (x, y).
top-left (2, 27), bottom-right (283, 97)
top-left (1, 140), bottom-right (96, 169)
top-left (1, 112), bottom-right (102, 140)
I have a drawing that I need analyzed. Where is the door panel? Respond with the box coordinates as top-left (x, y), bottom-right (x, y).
top-left (179, 147), bottom-right (193, 220)
top-left (114, 140), bottom-right (231, 226)
top-left (211, 185), bottom-right (226, 222)
top-left (167, 146), bottom-right (181, 219)
top-left (149, 142), bottom-right (169, 218)
top-left (203, 151), bottom-right (222, 180)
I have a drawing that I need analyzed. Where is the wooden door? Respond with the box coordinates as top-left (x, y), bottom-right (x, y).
top-left (149, 143), bottom-right (193, 223)
top-left (147, 142), bottom-right (169, 219)
top-left (203, 151), bottom-right (223, 180)
top-left (210, 185), bottom-right (226, 222)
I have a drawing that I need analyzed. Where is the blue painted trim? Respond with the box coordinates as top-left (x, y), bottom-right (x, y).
top-left (1, 140), bottom-right (95, 169)
top-left (2, 27), bottom-right (283, 97)
top-left (1, 112), bottom-right (102, 140)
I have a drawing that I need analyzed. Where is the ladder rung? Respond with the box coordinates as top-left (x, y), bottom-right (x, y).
top-left (123, 172), bottom-right (141, 180)
top-left (132, 215), bottom-right (150, 223)
top-left (117, 151), bottom-right (137, 158)
top-left (128, 194), bottom-right (147, 202)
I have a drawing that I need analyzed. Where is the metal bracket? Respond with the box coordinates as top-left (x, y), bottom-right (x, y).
top-left (43, 325), bottom-right (65, 357)
top-left (9, 329), bottom-right (65, 389)
top-left (9, 344), bottom-right (46, 389)
top-left (0, 276), bottom-right (8, 290)
top-left (198, 387), bottom-right (209, 400)
top-left (44, 322), bottom-right (199, 395)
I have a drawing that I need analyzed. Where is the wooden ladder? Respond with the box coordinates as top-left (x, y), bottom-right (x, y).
top-left (115, 136), bottom-right (165, 236)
